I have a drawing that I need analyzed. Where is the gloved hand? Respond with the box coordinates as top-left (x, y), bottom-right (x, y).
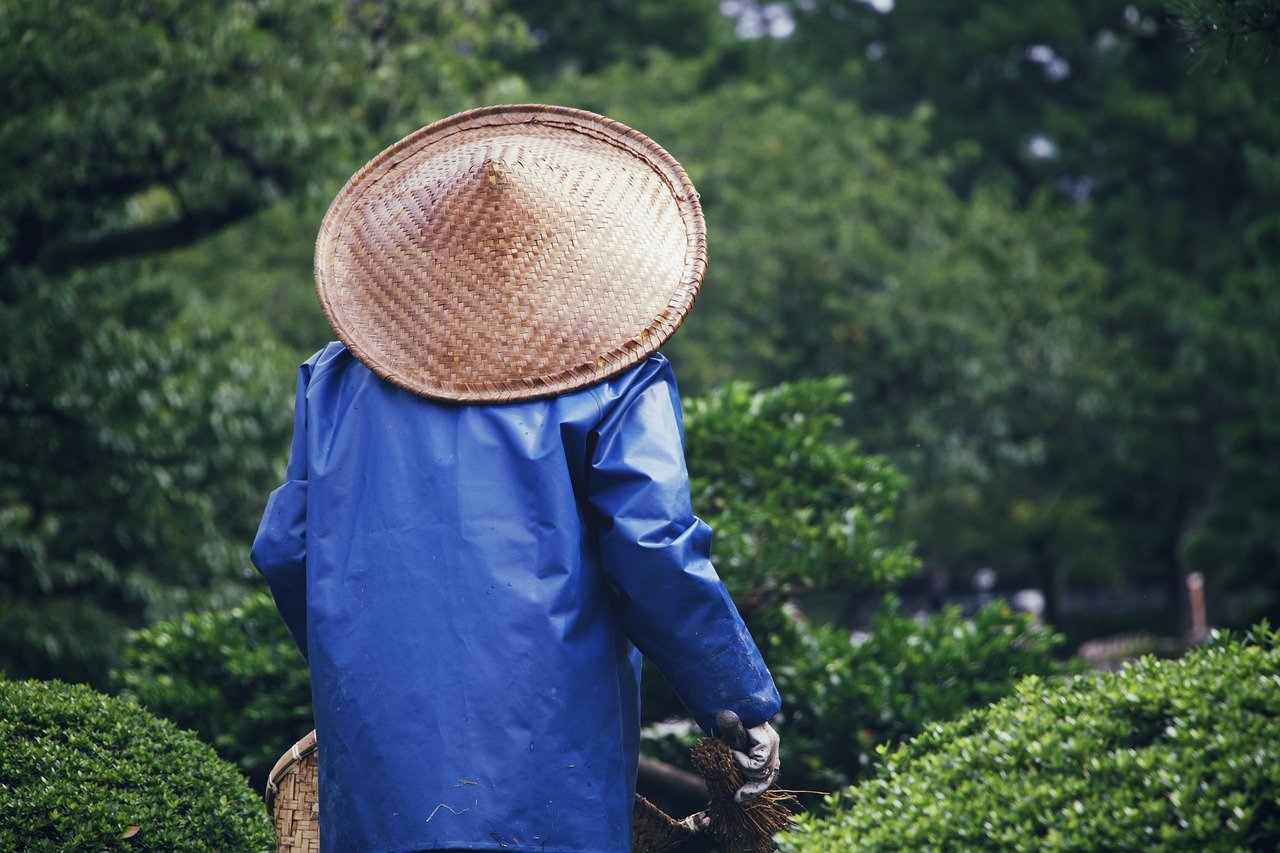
top-left (716, 710), bottom-right (781, 805)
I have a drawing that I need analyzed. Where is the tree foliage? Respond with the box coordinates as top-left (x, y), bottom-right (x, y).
top-left (508, 0), bottom-right (733, 77)
top-left (545, 58), bottom-right (1114, 616)
top-left (0, 266), bottom-right (291, 684)
top-left (755, 0), bottom-right (1280, 625)
top-left (0, 0), bottom-right (529, 268)
top-left (1170, 0), bottom-right (1280, 71)
top-left (0, 0), bottom-right (529, 683)
top-left (5, 0), bottom-right (1278, 690)
top-left (4, 0), bottom-right (339, 268)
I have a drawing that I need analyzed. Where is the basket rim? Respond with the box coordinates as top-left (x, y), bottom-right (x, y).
top-left (264, 728), bottom-right (317, 815)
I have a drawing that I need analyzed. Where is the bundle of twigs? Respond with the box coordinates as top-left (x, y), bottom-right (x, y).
top-left (688, 737), bottom-right (799, 853)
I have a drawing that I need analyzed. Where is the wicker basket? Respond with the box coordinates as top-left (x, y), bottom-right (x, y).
top-left (265, 730), bottom-right (697, 853)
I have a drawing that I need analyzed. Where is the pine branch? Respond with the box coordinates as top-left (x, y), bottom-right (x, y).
top-left (1168, 0), bottom-right (1280, 72)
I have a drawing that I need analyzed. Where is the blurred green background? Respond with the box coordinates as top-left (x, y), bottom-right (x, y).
top-left (2, 0), bottom-right (1277, 767)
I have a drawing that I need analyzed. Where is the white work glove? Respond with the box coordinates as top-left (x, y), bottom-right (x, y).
top-left (716, 710), bottom-right (781, 805)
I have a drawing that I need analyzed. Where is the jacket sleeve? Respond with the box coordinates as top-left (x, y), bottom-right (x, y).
top-left (250, 361), bottom-right (311, 662)
top-left (588, 361), bottom-right (781, 735)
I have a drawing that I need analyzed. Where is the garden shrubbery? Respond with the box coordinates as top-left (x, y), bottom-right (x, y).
top-left (0, 678), bottom-right (273, 852)
top-left (780, 626), bottom-right (1280, 851)
top-left (683, 377), bottom-right (919, 605)
top-left (771, 596), bottom-right (1076, 790)
top-left (113, 590), bottom-right (313, 791)
top-left (639, 596), bottom-right (1071, 798)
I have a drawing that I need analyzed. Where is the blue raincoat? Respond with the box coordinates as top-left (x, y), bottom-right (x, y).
top-left (252, 342), bottom-right (780, 853)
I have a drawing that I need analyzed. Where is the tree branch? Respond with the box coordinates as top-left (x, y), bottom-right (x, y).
top-left (45, 199), bottom-right (257, 270)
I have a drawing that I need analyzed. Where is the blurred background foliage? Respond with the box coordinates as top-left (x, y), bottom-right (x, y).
top-left (2, 0), bottom-right (1278, 822)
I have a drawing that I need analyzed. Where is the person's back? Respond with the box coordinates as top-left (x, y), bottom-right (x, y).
top-left (253, 105), bottom-right (781, 852)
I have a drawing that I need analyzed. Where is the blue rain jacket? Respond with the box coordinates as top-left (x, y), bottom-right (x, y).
top-left (252, 343), bottom-right (780, 853)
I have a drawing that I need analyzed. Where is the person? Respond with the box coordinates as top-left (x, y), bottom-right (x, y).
top-left (251, 105), bottom-right (781, 853)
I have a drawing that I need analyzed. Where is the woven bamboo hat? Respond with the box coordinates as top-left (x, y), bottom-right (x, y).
top-left (315, 104), bottom-right (707, 403)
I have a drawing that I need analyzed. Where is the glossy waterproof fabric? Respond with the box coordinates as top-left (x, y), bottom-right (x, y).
top-left (252, 343), bottom-right (780, 853)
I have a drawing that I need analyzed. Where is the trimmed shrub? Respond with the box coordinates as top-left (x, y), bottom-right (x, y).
top-left (0, 678), bottom-right (274, 852)
top-left (780, 626), bottom-right (1280, 851)
top-left (113, 590), bottom-right (312, 792)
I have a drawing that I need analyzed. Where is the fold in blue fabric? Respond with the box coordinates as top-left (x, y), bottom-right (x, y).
top-left (252, 343), bottom-right (780, 853)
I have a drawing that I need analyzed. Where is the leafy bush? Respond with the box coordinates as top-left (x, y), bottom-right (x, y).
top-left (0, 265), bottom-right (295, 687)
top-left (683, 378), bottom-right (919, 610)
top-left (769, 597), bottom-right (1073, 791)
top-left (781, 626), bottom-right (1280, 851)
top-left (639, 597), bottom-right (1070, 800)
top-left (113, 591), bottom-right (312, 792)
top-left (0, 678), bottom-right (273, 852)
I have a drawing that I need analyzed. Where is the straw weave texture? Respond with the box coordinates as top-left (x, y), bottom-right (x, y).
top-left (266, 731), bottom-right (319, 852)
top-left (316, 104), bottom-right (706, 403)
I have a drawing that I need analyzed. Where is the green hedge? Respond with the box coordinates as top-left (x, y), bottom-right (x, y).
top-left (0, 678), bottom-right (274, 852)
top-left (780, 626), bottom-right (1280, 851)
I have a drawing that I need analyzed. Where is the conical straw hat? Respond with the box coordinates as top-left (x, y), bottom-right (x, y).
top-left (315, 104), bottom-right (707, 403)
